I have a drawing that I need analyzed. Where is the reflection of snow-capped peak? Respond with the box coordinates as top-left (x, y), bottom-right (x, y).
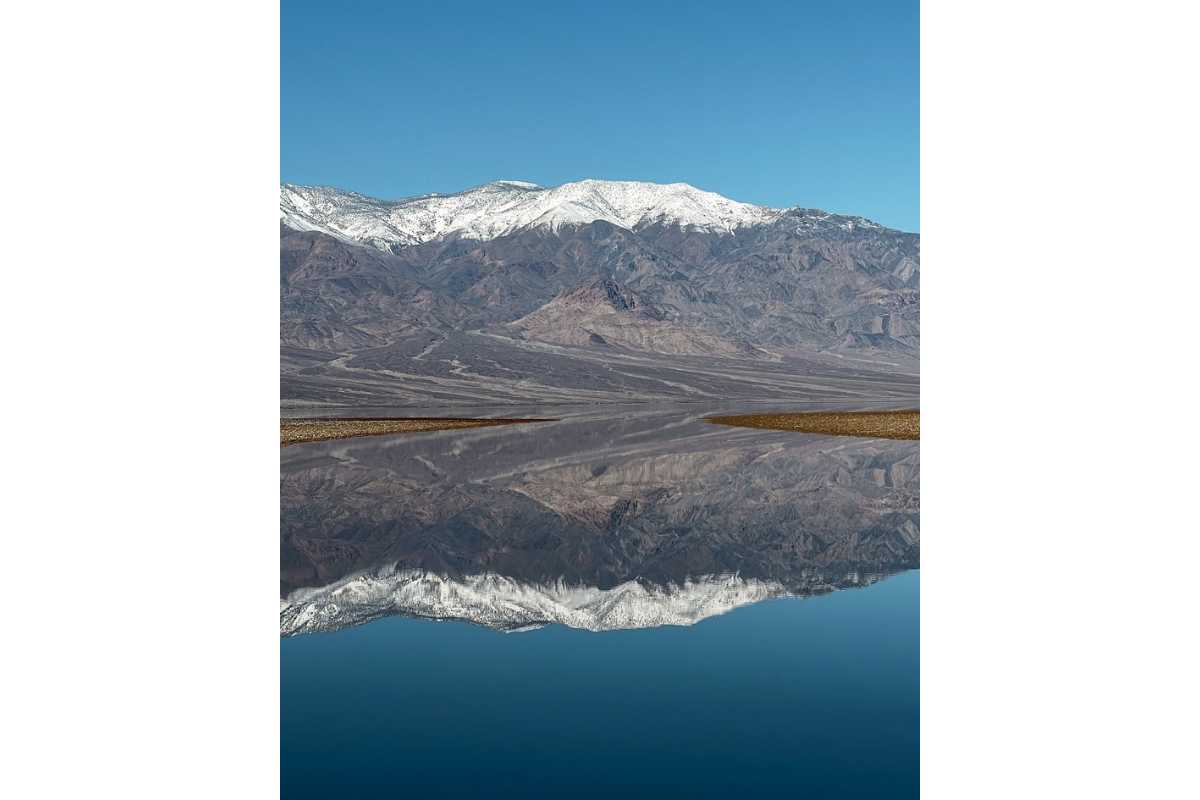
top-left (279, 566), bottom-right (799, 636)
top-left (279, 179), bottom-right (787, 250)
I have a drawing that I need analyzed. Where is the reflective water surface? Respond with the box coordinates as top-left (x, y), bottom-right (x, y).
top-left (281, 404), bottom-right (919, 798)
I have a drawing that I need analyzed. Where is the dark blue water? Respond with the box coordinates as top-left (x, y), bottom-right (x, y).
top-left (281, 570), bottom-right (918, 799)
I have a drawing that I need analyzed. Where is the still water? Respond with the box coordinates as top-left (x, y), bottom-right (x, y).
top-left (280, 404), bottom-right (919, 798)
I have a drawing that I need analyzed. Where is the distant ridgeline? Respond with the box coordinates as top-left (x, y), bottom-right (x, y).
top-left (280, 180), bottom-right (920, 407)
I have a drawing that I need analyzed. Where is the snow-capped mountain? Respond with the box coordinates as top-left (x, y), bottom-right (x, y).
top-left (280, 178), bottom-right (919, 405)
top-left (280, 179), bottom-right (789, 249)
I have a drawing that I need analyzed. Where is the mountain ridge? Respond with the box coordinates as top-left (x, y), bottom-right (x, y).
top-left (280, 179), bottom-right (897, 251)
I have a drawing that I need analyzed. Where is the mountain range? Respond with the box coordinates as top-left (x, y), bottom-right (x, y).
top-left (280, 179), bottom-right (919, 407)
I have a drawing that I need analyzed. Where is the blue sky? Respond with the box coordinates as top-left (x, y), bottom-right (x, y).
top-left (282, 0), bottom-right (918, 231)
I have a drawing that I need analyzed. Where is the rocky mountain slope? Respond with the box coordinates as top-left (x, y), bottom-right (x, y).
top-left (507, 276), bottom-right (767, 358)
top-left (280, 180), bottom-right (919, 406)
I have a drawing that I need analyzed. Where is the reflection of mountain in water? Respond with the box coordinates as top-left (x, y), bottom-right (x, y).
top-left (280, 406), bottom-right (919, 635)
top-left (281, 570), bottom-right (899, 636)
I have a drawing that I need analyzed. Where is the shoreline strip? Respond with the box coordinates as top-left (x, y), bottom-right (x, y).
top-left (281, 417), bottom-right (554, 447)
top-left (706, 410), bottom-right (919, 440)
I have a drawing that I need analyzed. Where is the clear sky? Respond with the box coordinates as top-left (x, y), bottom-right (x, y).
top-left (282, 0), bottom-right (919, 232)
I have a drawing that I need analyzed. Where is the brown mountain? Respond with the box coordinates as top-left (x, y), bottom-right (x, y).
top-left (507, 276), bottom-right (768, 359)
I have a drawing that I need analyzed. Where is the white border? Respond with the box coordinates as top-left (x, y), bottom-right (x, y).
top-left (923, 1), bottom-right (1197, 796)
top-left (4, 1), bottom-right (280, 796)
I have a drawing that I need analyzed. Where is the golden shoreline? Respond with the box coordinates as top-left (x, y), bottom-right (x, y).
top-left (281, 417), bottom-right (554, 447)
top-left (706, 410), bottom-right (919, 440)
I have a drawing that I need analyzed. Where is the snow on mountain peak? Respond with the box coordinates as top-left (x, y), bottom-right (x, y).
top-left (280, 178), bottom-right (787, 250)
